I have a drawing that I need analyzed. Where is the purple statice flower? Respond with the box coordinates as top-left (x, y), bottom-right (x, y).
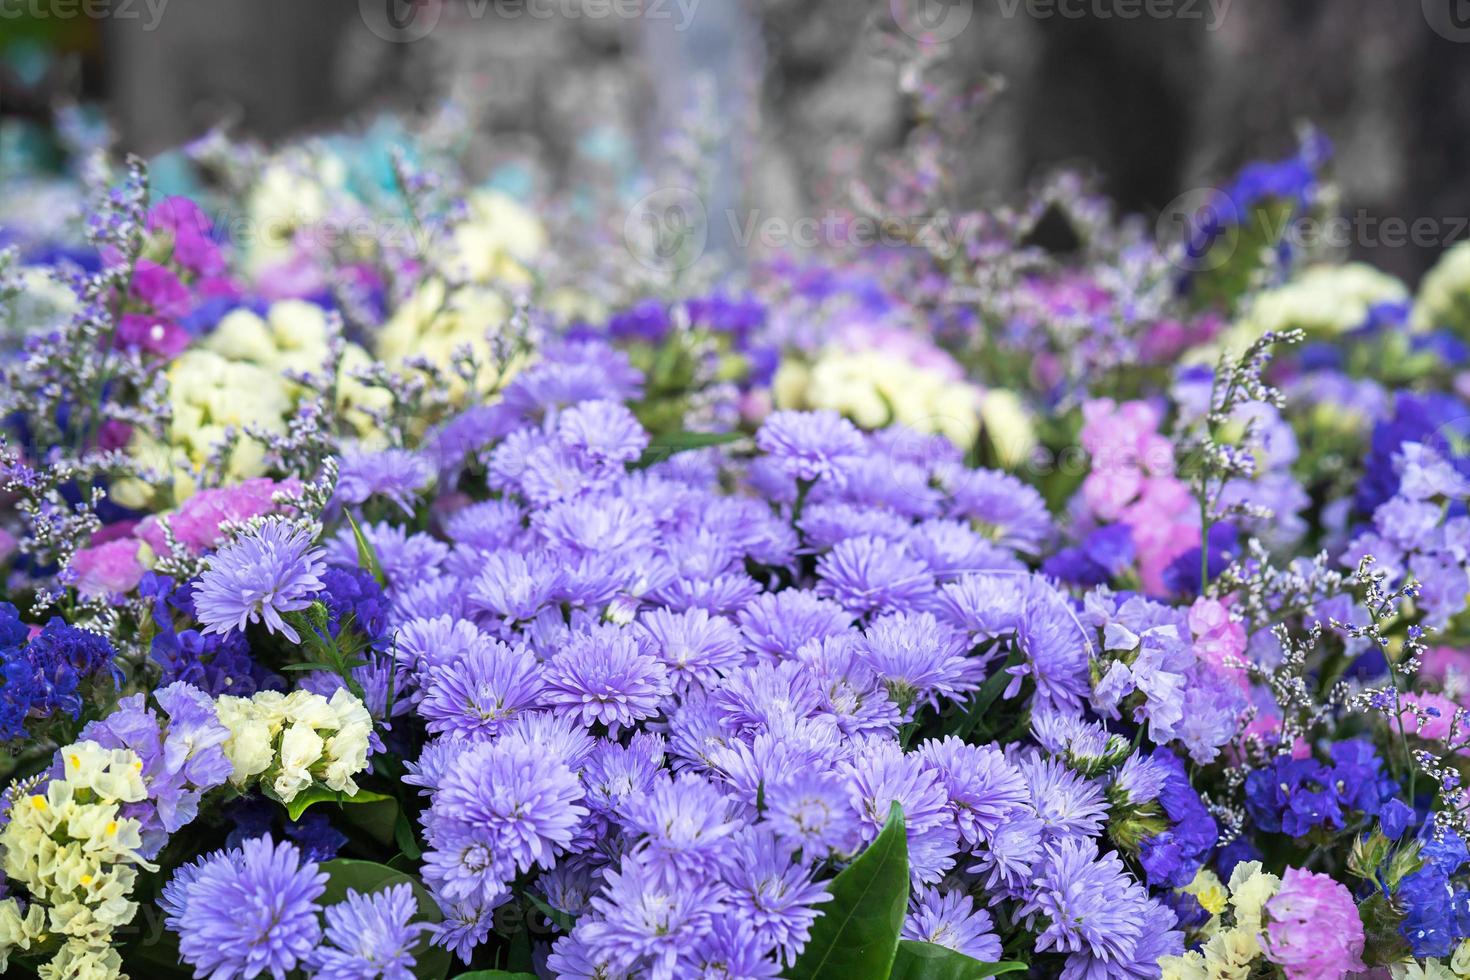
top-left (842, 737), bottom-right (958, 887)
top-left (858, 610), bottom-right (980, 710)
top-left (916, 736), bottom-right (1030, 849)
top-left (422, 739), bottom-right (587, 907)
top-left (720, 830), bottom-right (832, 964)
top-left (1022, 837), bottom-right (1181, 978)
top-left (335, 446), bottom-right (435, 515)
top-left (903, 887), bottom-right (1003, 962)
top-left (619, 773), bottom-right (741, 875)
top-left (194, 517), bottom-right (325, 643)
top-left (755, 409), bottom-right (866, 487)
top-left (168, 835), bottom-right (328, 980)
top-left (635, 607), bottom-right (745, 693)
top-left (580, 852), bottom-right (729, 980)
top-left (558, 398), bottom-right (650, 466)
top-left (942, 467), bottom-right (1052, 555)
top-left (1136, 748), bottom-right (1218, 889)
top-left (418, 637), bottom-right (544, 737)
top-left (764, 770), bottom-right (862, 857)
top-left (311, 883), bottom-right (430, 980)
top-left (816, 535), bottom-right (936, 616)
top-left (541, 625), bottom-right (670, 734)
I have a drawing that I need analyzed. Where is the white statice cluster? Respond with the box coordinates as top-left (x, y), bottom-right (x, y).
top-left (215, 687), bottom-right (373, 803)
top-left (0, 742), bottom-right (158, 980)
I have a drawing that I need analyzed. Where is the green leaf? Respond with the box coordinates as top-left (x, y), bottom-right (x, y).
top-left (634, 430), bottom-right (744, 468)
top-left (948, 649), bottom-right (1020, 742)
top-left (525, 890), bottom-right (578, 933)
top-left (282, 784), bottom-right (392, 821)
top-left (345, 509), bottom-right (388, 587)
top-left (320, 859), bottom-right (451, 979)
top-left (786, 801), bottom-right (908, 980)
top-left (890, 941), bottom-right (1028, 979)
top-left (280, 661), bottom-right (337, 672)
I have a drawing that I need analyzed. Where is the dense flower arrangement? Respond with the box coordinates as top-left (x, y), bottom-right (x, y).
top-left (4, 56), bottom-right (1470, 980)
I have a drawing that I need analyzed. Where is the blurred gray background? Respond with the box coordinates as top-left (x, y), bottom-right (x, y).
top-left (5, 0), bottom-right (1470, 277)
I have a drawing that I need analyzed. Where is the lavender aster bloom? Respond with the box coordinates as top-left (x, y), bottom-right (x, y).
top-left (858, 611), bottom-right (979, 709)
top-left (737, 589), bottom-right (852, 661)
top-left (916, 736), bottom-right (1030, 848)
top-left (619, 773), bottom-right (741, 874)
top-left (193, 518), bottom-right (325, 643)
top-left (764, 771), bottom-right (862, 856)
top-left (581, 853), bottom-right (729, 980)
top-left (558, 398), bottom-right (650, 466)
top-left (635, 607), bottom-right (745, 693)
top-left (943, 467), bottom-right (1052, 555)
top-left (169, 835), bottom-right (327, 980)
top-left (311, 883), bottom-right (430, 980)
top-left (418, 637), bottom-right (544, 736)
top-left (542, 626), bottom-right (670, 733)
top-left (756, 409), bottom-right (866, 487)
top-left (816, 535), bottom-right (936, 616)
top-left (721, 829), bottom-right (832, 964)
top-left (335, 446), bottom-right (435, 515)
top-left (903, 887), bottom-right (1003, 962)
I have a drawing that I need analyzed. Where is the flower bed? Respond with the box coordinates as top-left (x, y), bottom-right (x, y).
top-left (1, 74), bottom-right (1470, 980)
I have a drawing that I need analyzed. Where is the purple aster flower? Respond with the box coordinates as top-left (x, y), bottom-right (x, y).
top-left (311, 883), bottom-right (430, 980)
top-left (815, 535), bottom-right (936, 616)
top-left (675, 919), bottom-right (783, 979)
top-left (324, 521), bottom-right (447, 589)
top-left (441, 498), bottom-right (525, 551)
top-left (916, 736), bottom-right (1030, 849)
top-left (755, 409), bottom-right (866, 487)
top-left (467, 549), bottom-right (563, 626)
top-left (906, 518), bottom-right (1024, 580)
top-left (583, 731), bottom-right (667, 814)
top-left (635, 607), bottom-right (746, 693)
top-left (423, 739), bottom-right (587, 904)
top-left (418, 637), bottom-right (544, 736)
top-left (168, 835), bottom-right (327, 980)
top-left (1019, 754), bottom-right (1109, 843)
top-left (558, 398), bottom-right (650, 466)
top-left (842, 737), bottom-right (958, 887)
top-left (942, 467), bottom-right (1052, 555)
top-left (334, 446), bottom-right (435, 515)
top-left (535, 494), bottom-right (659, 557)
top-left (541, 625), bottom-right (670, 734)
top-left (795, 634), bottom-right (902, 738)
top-left (580, 853), bottom-right (729, 980)
top-left (903, 887), bottom-right (1003, 962)
top-left (858, 610), bottom-right (980, 710)
top-left (497, 709), bottom-right (599, 770)
top-left (764, 770), bottom-right (863, 856)
top-left (934, 572), bottom-right (1028, 640)
top-left (710, 660), bottom-right (823, 736)
top-left (969, 811), bottom-right (1045, 895)
top-left (721, 829), bottom-right (832, 964)
top-left (797, 502), bottom-right (913, 550)
top-left (619, 773), bottom-right (741, 874)
top-left (193, 517), bottom-right (325, 643)
top-left (737, 590), bottom-right (853, 661)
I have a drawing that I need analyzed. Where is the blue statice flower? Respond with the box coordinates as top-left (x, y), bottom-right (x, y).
top-left (1043, 523), bottom-right (1135, 586)
top-left (1135, 749), bottom-right (1218, 888)
top-left (335, 445), bottom-right (435, 515)
top-left (314, 564), bottom-right (390, 646)
top-left (1356, 391), bottom-right (1470, 514)
top-left (1244, 739), bottom-right (1396, 838)
top-left (755, 409), bottom-right (866, 488)
top-left (903, 886), bottom-right (1003, 962)
top-left (311, 883), bottom-right (430, 980)
top-left (0, 611), bottom-right (118, 739)
top-left (193, 517), bottom-right (326, 643)
top-left (165, 835), bottom-right (328, 980)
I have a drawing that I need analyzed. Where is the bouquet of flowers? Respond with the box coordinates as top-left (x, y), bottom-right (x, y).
top-left (1, 48), bottom-right (1470, 980)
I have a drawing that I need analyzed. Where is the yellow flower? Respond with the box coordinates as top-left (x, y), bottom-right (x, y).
top-left (1226, 860), bottom-right (1281, 935)
top-left (1198, 928), bottom-right (1265, 979)
top-left (438, 188), bottom-right (546, 285)
top-left (1414, 240), bottom-right (1470, 335)
top-left (1181, 868), bottom-right (1229, 916)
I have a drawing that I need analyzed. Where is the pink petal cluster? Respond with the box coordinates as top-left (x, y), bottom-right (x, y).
top-left (1187, 597), bottom-right (1250, 693)
top-left (71, 537), bottom-right (145, 598)
top-left (1263, 867), bottom-right (1366, 980)
top-left (1079, 398), bottom-right (1198, 593)
top-left (137, 477), bottom-right (297, 556)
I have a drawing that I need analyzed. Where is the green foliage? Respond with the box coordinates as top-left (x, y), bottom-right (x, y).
top-left (890, 941), bottom-right (1028, 980)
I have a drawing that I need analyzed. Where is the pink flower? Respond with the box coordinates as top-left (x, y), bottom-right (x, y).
top-left (130, 259), bottom-right (192, 317)
top-left (71, 538), bottom-right (144, 598)
top-left (1189, 597), bottom-right (1250, 692)
top-left (1082, 467), bottom-right (1142, 521)
top-left (1399, 691), bottom-right (1467, 744)
top-left (148, 196), bottom-right (227, 277)
top-left (137, 478), bottom-right (297, 555)
top-left (117, 313), bottom-right (190, 358)
top-left (1421, 645), bottom-right (1470, 685)
top-left (1263, 868), bottom-right (1366, 979)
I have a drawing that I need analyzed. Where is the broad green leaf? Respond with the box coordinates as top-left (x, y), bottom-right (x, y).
top-left (345, 509), bottom-right (388, 586)
top-left (786, 801), bottom-right (908, 980)
top-left (282, 784), bottom-right (392, 822)
top-left (948, 649), bottom-right (1021, 741)
top-left (890, 941), bottom-right (1028, 979)
top-left (320, 859), bottom-right (451, 979)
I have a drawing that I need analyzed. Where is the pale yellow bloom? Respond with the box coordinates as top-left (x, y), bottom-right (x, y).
top-left (1414, 240), bottom-right (1470, 334)
top-left (438, 189), bottom-right (546, 286)
top-left (1226, 860), bottom-right (1281, 935)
